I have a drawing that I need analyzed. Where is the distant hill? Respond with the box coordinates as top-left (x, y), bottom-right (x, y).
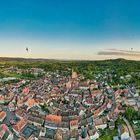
top-left (0, 57), bottom-right (139, 62)
top-left (0, 57), bottom-right (60, 62)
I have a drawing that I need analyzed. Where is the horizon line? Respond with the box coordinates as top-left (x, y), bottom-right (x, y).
top-left (0, 56), bottom-right (139, 62)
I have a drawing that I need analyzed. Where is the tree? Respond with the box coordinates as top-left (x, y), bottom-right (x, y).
top-left (125, 107), bottom-right (138, 121)
top-left (81, 128), bottom-right (87, 138)
top-left (115, 115), bottom-right (124, 127)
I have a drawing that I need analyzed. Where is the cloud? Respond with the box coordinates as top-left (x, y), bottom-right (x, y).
top-left (97, 49), bottom-right (140, 57)
top-left (107, 48), bottom-right (140, 54)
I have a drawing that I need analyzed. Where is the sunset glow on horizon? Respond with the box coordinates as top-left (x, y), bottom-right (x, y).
top-left (0, 0), bottom-right (140, 60)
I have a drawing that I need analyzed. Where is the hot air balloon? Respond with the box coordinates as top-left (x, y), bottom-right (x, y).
top-left (26, 47), bottom-right (29, 52)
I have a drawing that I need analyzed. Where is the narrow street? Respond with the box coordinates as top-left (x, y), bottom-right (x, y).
top-left (123, 117), bottom-right (136, 140)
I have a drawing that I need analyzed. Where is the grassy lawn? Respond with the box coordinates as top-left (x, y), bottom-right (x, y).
top-left (98, 135), bottom-right (112, 140)
top-left (0, 71), bottom-right (37, 80)
top-left (0, 71), bottom-right (20, 78)
top-left (98, 128), bottom-right (118, 140)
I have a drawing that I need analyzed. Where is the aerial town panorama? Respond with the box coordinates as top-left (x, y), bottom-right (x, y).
top-left (0, 59), bottom-right (139, 140)
top-left (1, 0), bottom-right (140, 140)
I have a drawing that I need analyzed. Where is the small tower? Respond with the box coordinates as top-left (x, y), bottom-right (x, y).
top-left (72, 69), bottom-right (78, 80)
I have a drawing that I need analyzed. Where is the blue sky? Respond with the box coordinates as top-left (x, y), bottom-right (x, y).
top-left (0, 0), bottom-right (140, 59)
